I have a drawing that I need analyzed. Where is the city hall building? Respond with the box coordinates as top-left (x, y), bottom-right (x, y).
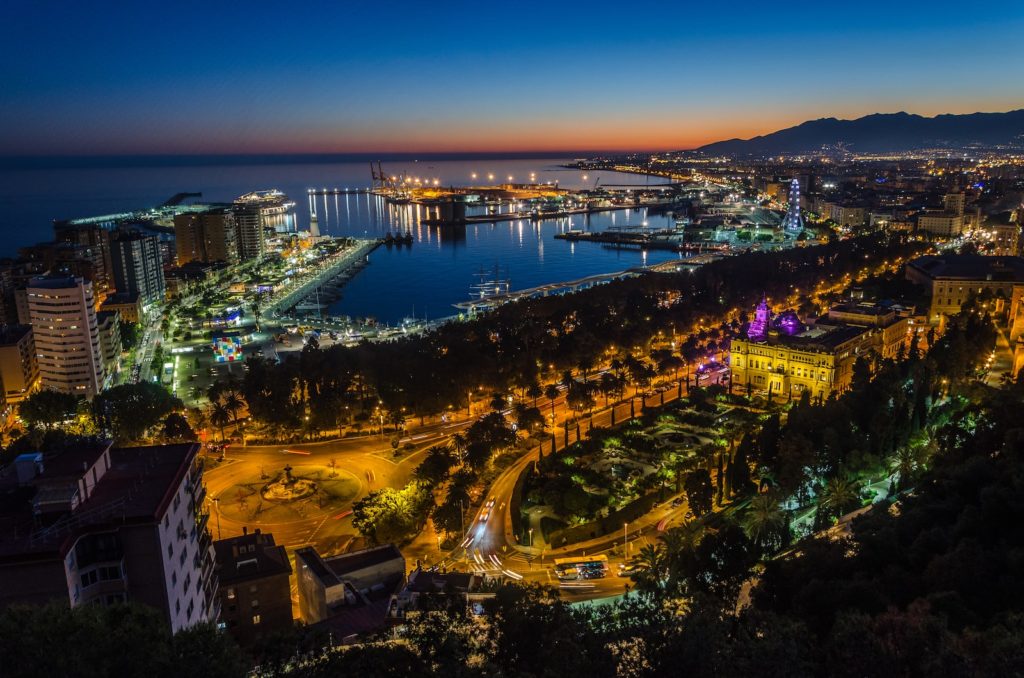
top-left (730, 298), bottom-right (909, 401)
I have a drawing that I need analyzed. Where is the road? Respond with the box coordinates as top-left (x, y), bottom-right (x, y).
top-left (203, 417), bottom-right (471, 554)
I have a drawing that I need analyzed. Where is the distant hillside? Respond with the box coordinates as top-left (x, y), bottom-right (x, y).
top-left (695, 110), bottom-right (1024, 156)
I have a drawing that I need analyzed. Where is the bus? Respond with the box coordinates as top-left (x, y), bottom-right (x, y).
top-left (553, 555), bottom-right (608, 581)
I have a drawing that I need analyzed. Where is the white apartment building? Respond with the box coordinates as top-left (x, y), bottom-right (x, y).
top-left (26, 276), bottom-right (104, 397)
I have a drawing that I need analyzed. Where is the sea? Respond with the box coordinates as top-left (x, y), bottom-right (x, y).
top-left (0, 155), bottom-right (683, 325)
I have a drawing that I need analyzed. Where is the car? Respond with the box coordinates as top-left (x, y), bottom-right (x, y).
top-left (671, 497), bottom-right (684, 508)
top-left (479, 498), bottom-right (496, 523)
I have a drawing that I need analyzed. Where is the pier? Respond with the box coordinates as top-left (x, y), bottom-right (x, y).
top-left (306, 187), bottom-right (373, 196)
top-left (421, 203), bottom-right (640, 226)
top-left (267, 238), bottom-right (381, 315)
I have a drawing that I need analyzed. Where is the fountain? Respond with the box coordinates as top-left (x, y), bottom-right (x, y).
top-left (261, 464), bottom-right (318, 501)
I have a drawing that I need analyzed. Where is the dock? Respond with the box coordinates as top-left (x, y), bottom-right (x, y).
top-left (421, 203), bottom-right (645, 226)
top-left (267, 238), bottom-right (381, 315)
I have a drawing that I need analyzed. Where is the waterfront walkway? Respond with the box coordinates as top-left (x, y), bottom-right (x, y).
top-left (267, 238), bottom-right (381, 315)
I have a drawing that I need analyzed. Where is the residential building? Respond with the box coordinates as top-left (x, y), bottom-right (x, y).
top-left (26, 276), bottom-right (104, 397)
top-left (295, 544), bottom-right (404, 641)
top-left (0, 443), bottom-right (218, 633)
top-left (230, 201), bottom-right (267, 262)
top-left (96, 311), bottom-right (121, 385)
top-left (101, 292), bottom-right (144, 324)
top-left (19, 242), bottom-right (110, 299)
top-left (214, 528), bottom-right (292, 645)
top-left (174, 208), bottom-right (238, 266)
top-left (943, 191), bottom-right (966, 216)
top-left (917, 212), bottom-right (964, 237)
top-left (110, 231), bottom-right (165, 305)
top-left (52, 223), bottom-right (114, 296)
top-left (0, 324), bottom-right (38, 404)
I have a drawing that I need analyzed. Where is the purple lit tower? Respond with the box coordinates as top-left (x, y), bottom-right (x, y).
top-left (747, 296), bottom-right (771, 341)
top-left (781, 179), bottom-right (804, 232)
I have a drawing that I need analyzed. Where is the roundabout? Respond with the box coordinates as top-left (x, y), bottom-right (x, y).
top-left (215, 463), bottom-right (360, 524)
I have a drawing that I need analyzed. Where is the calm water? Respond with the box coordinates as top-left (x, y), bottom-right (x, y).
top-left (0, 157), bottom-right (681, 323)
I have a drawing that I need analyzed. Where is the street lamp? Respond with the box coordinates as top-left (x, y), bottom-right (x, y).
top-left (528, 528), bottom-right (534, 547)
top-left (623, 521), bottom-right (628, 558)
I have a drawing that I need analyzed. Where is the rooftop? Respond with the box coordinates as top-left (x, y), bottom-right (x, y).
top-left (325, 544), bottom-right (404, 578)
top-left (0, 443), bottom-right (199, 559)
top-left (214, 529), bottom-right (291, 585)
top-left (908, 254), bottom-right (1024, 281)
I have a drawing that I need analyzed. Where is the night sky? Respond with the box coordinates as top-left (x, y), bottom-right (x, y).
top-left (3, 0), bottom-right (1024, 155)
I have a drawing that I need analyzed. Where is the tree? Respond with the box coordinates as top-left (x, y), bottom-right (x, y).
top-left (352, 482), bottom-right (433, 545)
top-left (163, 413), bottom-right (196, 442)
top-left (743, 493), bottom-right (789, 555)
top-left (92, 383), bottom-right (181, 443)
top-left (512, 403), bottom-right (545, 435)
top-left (414, 445), bottom-right (457, 485)
top-left (544, 383), bottom-right (560, 424)
top-left (210, 402), bottom-right (231, 442)
top-left (681, 524), bottom-right (755, 602)
top-left (817, 476), bottom-right (862, 524)
top-left (19, 389), bottom-right (79, 430)
top-left (0, 601), bottom-right (244, 678)
top-left (684, 469), bottom-right (714, 517)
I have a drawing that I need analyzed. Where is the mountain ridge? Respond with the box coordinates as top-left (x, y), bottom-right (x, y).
top-left (694, 109), bottom-right (1024, 156)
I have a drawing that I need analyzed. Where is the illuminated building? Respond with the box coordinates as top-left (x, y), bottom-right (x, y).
top-left (110, 231), bottom-right (165, 305)
top-left (26, 276), bottom-right (104, 397)
top-left (173, 208), bottom-right (238, 266)
top-left (906, 254), bottom-right (1024, 324)
top-left (0, 324), bottom-right (38, 404)
top-left (730, 300), bottom-right (900, 401)
top-left (781, 179), bottom-right (804, 232)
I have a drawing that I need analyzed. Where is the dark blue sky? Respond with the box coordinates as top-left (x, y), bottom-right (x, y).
top-left (3, 0), bottom-right (1023, 154)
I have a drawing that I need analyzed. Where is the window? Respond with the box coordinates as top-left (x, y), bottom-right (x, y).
top-left (226, 587), bottom-right (236, 600)
top-left (251, 599), bottom-right (259, 609)
top-left (252, 614), bottom-right (261, 625)
top-left (167, 543), bottom-right (173, 558)
top-left (172, 571), bottom-right (177, 586)
top-left (175, 599), bottom-right (180, 614)
top-left (80, 570), bottom-right (98, 588)
top-left (249, 585), bottom-right (258, 594)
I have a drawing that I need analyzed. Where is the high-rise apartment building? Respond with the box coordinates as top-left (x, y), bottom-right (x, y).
top-left (174, 209), bottom-right (238, 266)
top-left (110, 231), bottom-right (165, 305)
top-left (230, 201), bottom-right (267, 262)
top-left (0, 442), bottom-right (219, 633)
top-left (26, 276), bottom-right (105, 397)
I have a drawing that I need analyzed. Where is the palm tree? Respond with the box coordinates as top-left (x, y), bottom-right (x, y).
top-left (223, 391), bottom-right (245, 427)
top-left (544, 383), bottom-right (560, 424)
top-left (599, 372), bottom-right (619, 407)
top-left (743, 493), bottom-right (788, 553)
top-left (210, 402), bottom-right (231, 442)
top-left (449, 432), bottom-right (468, 464)
top-left (629, 543), bottom-right (666, 595)
top-left (659, 520), bottom-right (705, 555)
top-left (818, 476), bottom-right (862, 520)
